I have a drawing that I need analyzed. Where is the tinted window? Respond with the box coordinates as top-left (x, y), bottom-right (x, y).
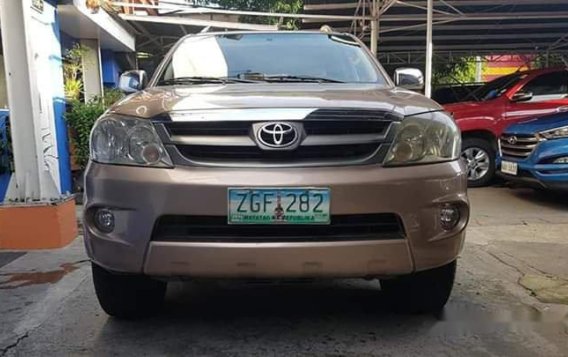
top-left (159, 33), bottom-right (386, 84)
top-left (470, 73), bottom-right (526, 101)
top-left (521, 71), bottom-right (568, 96)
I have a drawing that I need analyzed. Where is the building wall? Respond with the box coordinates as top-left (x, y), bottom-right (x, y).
top-left (483, 55), bottom-right (534, 82)
top-left (0, 55), bottom-right (7, 109)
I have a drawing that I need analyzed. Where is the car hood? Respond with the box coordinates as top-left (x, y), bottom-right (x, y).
top-left (505, 111), bottom-right (568, 135)
top-left (109, 83), bottom-right (442, 119)
top-left (443, 101), bottom-right (485, 118)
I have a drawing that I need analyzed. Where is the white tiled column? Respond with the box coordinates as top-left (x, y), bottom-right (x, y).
top-left (81, 38), bottom-right (103, 101)
top-left (0, 0), bottom-right (62, 201)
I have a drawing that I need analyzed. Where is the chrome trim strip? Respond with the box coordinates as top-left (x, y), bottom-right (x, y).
top-left (500, 142), bottom-right (537, 149)
top-left (168, 108), bottom-right (318, 122)
top-left (170, 135), bottom-right (256, 147)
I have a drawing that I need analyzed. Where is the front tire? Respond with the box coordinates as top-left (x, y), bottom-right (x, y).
top-left (92, 263), bottom-right (167, 319)
top-left (381, 260), bottom-right (456, 314)
top-left (461, 138), bottom-right (495, 187)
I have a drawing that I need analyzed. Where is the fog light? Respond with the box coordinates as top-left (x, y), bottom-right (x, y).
top-left (93, 208), bottom-right (115, 233)
top-left (440, 205), bottom-right (460, 231)
top-left (553, 157), bottom-right (568, 164)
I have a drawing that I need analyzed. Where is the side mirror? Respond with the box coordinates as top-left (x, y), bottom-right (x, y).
top-left (511, 91), bottom-right (533, 103)
top-left (119, 70), bottom-right (148, 93)
top-left (393, 68), bottom-right (424, 90)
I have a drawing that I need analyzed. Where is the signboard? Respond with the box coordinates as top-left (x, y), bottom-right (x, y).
top-left (32, 0), bottom-right (44, 13)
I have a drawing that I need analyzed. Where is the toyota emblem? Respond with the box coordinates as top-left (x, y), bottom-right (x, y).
top-left (257, 122), bottom-right (299, 148)
top-left (507, 136), bottom-right (518, 145)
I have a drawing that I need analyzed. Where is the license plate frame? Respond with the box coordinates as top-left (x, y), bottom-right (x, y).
top-left (501, 161), bottom-right (518, 176)
top-left (228, 187), bottom-right (331, 225)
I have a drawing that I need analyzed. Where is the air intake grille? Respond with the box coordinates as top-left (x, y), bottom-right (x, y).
top-left (500, 134), bottom-right (541, 159)
top-left (152, 214), bottom-right (405, 243)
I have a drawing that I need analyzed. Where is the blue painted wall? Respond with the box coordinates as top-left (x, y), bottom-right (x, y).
top-left (101, 50), bottom-right (122, 88)
top-left (50, 5), bottom-right (72, 194)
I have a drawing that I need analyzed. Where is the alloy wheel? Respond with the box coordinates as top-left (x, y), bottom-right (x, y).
top-left (461, 147), bottom-right (490, 181)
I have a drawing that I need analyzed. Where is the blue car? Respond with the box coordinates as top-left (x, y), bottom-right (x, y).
top-left (498, 111), bottom-right (568, 191)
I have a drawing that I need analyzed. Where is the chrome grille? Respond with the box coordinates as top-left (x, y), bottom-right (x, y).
top-left (155, 109), bottom-right (400, 167)
top-left (500, 134), bottom-right (542, 158)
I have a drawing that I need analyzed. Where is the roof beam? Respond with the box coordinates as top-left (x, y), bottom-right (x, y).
top-left (302, 11), bottom-right (568, 23)
top-left (112, 2), bottom-right (373, 21)
top-left (379, 32), bottom-right (568, 42)
top-left (119, 13), bottom-right (278, 31)
top-left (377, 42), bottom-right (564, 51)
top-left (398, 0), bottom-right (568, 6)
top-left (322, 22), bottom-right (568, 34)
top-left (303, 0), bottom-right (568, 11)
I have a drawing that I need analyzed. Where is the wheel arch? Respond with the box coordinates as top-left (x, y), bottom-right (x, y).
top-left (461, 130), bottom-right (498, 152)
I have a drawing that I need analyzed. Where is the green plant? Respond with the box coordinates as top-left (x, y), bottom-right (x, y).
top-left (433, 57), bottom-right (482, 86)
top-left (63, 43), bottom-right (88, 101)
top-left (212, 0), bottom-right (303, 29)
top-left (64, 79), bottom-right (84, 102)
top-left (66, 89), bottom-right (124, 169)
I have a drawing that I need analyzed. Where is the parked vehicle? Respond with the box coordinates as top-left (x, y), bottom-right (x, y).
top-left (84, 31), bottom-right (469, 318)
top-left (444, 67), bottom-right (568, 187)
top-left (432, 83), bottom-right (483, 105)
top-left (498, 111), bottom-right (568, 191)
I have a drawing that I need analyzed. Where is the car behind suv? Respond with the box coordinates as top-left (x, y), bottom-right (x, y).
top-left (499, 111), bottom-right (568, 191)
top-left (84, 31), bottom-right (469, 318)
top-left (445, 68), bottom-right (568, 187)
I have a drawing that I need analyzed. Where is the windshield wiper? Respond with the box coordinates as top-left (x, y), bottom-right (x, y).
top-left (263, 74), bottom-right (344, 83)
top-left (158, 76), bottom-right (257, 85)
top-left (233, 72), bottom-right (343, 83)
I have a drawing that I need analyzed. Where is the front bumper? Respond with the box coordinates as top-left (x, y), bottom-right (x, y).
top-left (84, 161), bottom-right (468, 278)
top-left (499, 137), bottom-right (568, 191)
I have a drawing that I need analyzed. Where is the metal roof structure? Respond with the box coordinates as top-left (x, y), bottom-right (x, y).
top-left (109, 1), bottom-right (568, 59)
top-left (302, 0), bottom-right (568, 57)
top-left (105, 0), bottom-right (568, 96)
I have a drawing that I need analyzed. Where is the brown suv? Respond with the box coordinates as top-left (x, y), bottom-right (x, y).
top-left (84, 31), bottom-right (469, 318)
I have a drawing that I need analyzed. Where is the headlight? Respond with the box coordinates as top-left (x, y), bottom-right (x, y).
top-left (90, 115), bottom-right (173, 167)
top-left (539, 126), bottom-right (568, 140)
top-left (384, 111), bottom-right (461, 166)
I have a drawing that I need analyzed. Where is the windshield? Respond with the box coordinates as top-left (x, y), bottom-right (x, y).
top-left (157, 33), bottom-right (386, 85)
top-left (469, 72), bottom-right (526, 101)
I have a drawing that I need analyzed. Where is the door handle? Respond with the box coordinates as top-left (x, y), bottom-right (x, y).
top-left (556, 106), bottom-right (568, 112)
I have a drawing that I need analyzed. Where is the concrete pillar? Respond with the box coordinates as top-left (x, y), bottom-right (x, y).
top-left (0, 0), bottom-right (59, 201)
top-left (81, 39), bottom-right (103, 101)
top-left (0, 0), bottom-right (77, 250)
top-left (475, 56), bottom-right (483, 83)
top-left (0, 56), bottom-right (8, 108)
top-left (370, 0), bottom-right (379, 56)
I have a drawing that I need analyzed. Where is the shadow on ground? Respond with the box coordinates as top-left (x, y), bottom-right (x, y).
top-left (87, 279), bottom-right (556, 356)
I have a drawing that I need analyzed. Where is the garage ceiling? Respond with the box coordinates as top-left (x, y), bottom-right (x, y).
top-left (109, 0), bottom-right (568, 65)
top-left (302, 0), bottom-right (568, 57)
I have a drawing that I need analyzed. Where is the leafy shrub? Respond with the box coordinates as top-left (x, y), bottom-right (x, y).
top-left (66, 89), bottom-right (124, 169)
top-left (63, 44), bottom-right (88, 101)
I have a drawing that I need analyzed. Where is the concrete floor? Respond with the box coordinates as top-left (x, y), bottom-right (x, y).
top-left (1, 186), bottom-right (567, 356)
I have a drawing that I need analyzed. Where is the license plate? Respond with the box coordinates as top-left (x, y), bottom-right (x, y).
top-left (228, 188), bottom-right (330, 224)
top-left (501, 161), bottom-right (518, 175)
